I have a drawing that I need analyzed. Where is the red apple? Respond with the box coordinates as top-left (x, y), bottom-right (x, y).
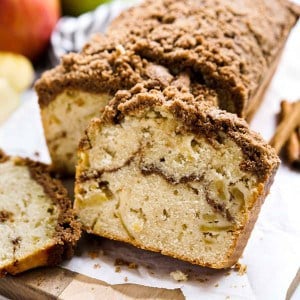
top-left (0, 0), bottom-right (60, 61)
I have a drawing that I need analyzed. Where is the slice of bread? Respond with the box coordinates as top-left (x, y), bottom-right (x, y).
top-left (0, 151), bottom-right (81, 276)
top-left (74, 82), bottom-right (279, 268)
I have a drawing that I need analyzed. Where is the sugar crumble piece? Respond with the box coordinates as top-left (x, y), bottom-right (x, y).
top-left (114, 258), bottom-right (138, 269)
top-left (196, 277), bottom-right (209, 283)
top-left (88, 250), bottom-right (99, 259)
top-left (233, 262), bottom-right (247, 276)
top-left (170, 270), bottom-right (188, 282)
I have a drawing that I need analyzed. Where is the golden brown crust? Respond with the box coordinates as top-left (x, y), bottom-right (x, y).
top-left (0, 152), bottom-right (81, 276)
top-left (224, 184), bottom-right (266, 267)
top-left (85, 228), bottom-right (226, 269)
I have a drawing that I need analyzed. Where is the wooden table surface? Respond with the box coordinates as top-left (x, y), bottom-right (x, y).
top-left (0, 267), bottom-right (185, 300)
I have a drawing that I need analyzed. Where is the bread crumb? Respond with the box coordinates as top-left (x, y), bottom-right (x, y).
top-left (233, 262), bottom-right (247, 275)
top-left (214, 283), bottom-right (219, 287)
top-left (128, 262), bottom-right (138, 269)
top-left (170, 270), bottom-right (188, 282)
top-left (225, 271), bottom-right (231, 276)
top-left (88, 250), bottom-right (99, 259)
top-left (114, 258), bottom-right (138, 269)
top-left (124, 276), bottom-right (128, 282)
top-left (115, 266), bottom-right (121, 273)
top-left (93, 263), bottom-right (101, 269)
top-left (196, 277), bottom-right (209, 283)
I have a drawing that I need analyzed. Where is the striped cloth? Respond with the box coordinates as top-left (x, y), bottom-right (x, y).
top-left (49, 0), bottom-right (141, 65)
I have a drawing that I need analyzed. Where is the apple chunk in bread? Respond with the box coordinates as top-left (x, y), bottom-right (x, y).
top-left (75, 84), bottom-right (279, 268)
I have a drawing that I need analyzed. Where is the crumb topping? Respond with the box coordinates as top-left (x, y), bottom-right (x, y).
top-left (106, 0), bottom-right (299, 115)
top-left (91, 81), bottom-right (280, 181)
top-left (35, 0), bottom-right (299, 116)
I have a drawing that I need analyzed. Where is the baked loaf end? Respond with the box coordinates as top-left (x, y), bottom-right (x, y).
top-left (74, 82), bottom-right (279, 268)
top-left (35, 46), bottom-right (147, 174)
top-left (0, 151), bottom-right (81, 276)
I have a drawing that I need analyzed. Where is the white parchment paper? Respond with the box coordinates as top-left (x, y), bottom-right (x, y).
top-left (0, 5), bottom-right (299, 300)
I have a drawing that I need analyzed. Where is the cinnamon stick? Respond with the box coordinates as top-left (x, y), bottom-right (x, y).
top-left (287, 133), bottom-right (300, 168)
top-left (270, 100), bottom-right (300, 156)
top-left (280, 101), bottom-right (300, 166)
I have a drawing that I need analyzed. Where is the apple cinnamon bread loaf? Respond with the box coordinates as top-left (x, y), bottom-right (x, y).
top-left (35, 0), bottom-right (298, 175)
top-left (0, 151), bottom-right (81, 276)
top-left (74, 82), bottom-right (279, 268)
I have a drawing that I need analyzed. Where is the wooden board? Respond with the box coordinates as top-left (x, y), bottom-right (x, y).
top-left (0, 267), bottom-right (184, 300)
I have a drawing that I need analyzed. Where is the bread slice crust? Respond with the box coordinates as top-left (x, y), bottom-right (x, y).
top-left (0, 150), bottom-right (81, 277)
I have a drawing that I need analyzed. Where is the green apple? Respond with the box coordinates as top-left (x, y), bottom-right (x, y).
top-left (62, 0), bottom-right (113, 16)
